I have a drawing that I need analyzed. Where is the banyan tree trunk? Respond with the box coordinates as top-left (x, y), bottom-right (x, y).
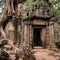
top-left (0, 0), bottom-right (15, 39)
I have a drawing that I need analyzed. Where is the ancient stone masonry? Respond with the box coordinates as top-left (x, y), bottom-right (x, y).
top-left (19, 0), bottom-right (58, 49)
top-left (0, 0), bottom-right (58, 50)
top-left (0, 0), bottom-right (60, 60)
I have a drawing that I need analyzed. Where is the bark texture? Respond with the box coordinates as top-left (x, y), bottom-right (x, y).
top-left (0, 0), bottom-right (15, 39)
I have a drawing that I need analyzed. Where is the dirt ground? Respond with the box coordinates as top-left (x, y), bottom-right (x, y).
top-left (31, 47), bottom-right (60, 60)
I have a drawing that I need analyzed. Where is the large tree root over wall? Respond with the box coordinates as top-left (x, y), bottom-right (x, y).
top-left (0, 0), bottom-right (15, 39)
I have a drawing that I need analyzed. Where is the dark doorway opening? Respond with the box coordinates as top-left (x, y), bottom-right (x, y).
top-left (33, 28), bottom-right (42, 46)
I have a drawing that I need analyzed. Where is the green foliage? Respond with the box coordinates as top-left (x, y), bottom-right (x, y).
top-left (0, 0), bottom-right (6, 13)
top-left (21, 0), bottom-right (53, 19)
top-left (49, 0), bottom-right (58, 4)
top-left (49, 0), bottom-right (60, 17)
top-left (21, 0), bottom-right (49, 19)
top-left (21, 0), bottom-right (34, 19)
top-left (21, 0), bottom-right (60, 19)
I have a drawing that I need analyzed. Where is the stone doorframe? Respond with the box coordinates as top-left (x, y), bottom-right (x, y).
top-left (31, 25), bottom-right (46, 48)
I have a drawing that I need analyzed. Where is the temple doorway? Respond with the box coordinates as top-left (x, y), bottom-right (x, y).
top-left (33, 28), bottom-right (42, 47)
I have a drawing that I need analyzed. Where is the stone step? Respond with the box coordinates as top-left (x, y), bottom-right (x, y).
top-left (33, 46), bottom-right (43, 49)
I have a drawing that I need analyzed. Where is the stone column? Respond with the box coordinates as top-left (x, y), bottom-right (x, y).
top-left (29, 25), bottom-right (33, 49)
top-left (41, 28), bottom-right (46, 47)
top-left (46, 26), bottom-right (50, 48)
top-left (21, 21), bottom-right (24, 43)
top-left (54, 23), bottom-right (59, 42)
top-left (49, 24), bottom-right (56, 49)
top-left (24, 24), bottom-right (28, 42)
top-left (44, 26), bottom-right (50, 48)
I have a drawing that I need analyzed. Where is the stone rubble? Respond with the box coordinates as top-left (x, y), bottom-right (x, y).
top-left (0, 39), bottom-right (35, 60)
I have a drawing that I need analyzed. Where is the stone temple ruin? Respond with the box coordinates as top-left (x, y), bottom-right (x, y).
top-left (0, 0), bottom-right (60, 60)
top-left (0, 0), bottom-right (59, 49)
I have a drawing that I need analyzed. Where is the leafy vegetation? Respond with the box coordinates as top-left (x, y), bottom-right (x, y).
top-left (21, 0), bottom-right (60, 19)
top-left (49, 0), bottom-right (60, 17)
top-left (21, 0), bottom-right (34, 19)
top-left (0, 0), bottom-right (59, 18)
top-left (0, 0), bottom-right (6, 13)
